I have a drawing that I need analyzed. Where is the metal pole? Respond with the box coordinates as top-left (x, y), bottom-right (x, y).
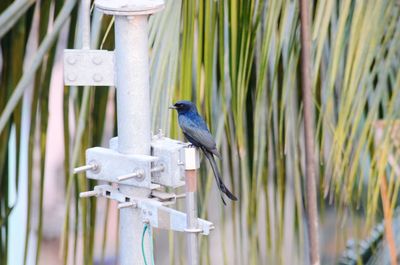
top-left (114, 15), bottom-right (152, 265)
top-left (298, 0), bottom-right (320, 264)
top-left (184, 147), bottom-right (200, 265)
top-left (81, 0), bottom-right (90, 49)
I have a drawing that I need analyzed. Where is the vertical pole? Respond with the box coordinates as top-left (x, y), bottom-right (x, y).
top-left (114, 15), bottom-right (152, 265)
top-left (81, 0), bottom-right (90, 49)
top-left (184, 147), bottom-right (200, 265)
top-left (298, 0), bottom-right (320, 264)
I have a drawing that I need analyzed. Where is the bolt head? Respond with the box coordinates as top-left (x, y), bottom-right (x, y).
top-left (93, 73), bottom-right (103, 82)
top-left (67, 56), bottom-right (77, 65)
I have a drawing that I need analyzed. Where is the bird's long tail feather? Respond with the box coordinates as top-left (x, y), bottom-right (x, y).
top-left (202, 148), bottom-right (238, 204)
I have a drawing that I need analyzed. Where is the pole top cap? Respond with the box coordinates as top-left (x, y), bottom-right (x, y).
top-left (95, 0), bottom-right (164, 16)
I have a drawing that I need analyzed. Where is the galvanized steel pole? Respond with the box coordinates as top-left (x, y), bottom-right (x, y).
top-left (115, 15), bottom-right (152, 265)
top-left (94, 1), bottom-right (164, 264)
top-left (184, 147), bottom-right (200, 265)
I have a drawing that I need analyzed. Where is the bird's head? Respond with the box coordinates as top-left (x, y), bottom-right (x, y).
top-left (169, 100), bottom-right (197, 114)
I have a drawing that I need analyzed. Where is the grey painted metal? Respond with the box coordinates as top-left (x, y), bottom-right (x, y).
top-left (151, 135), bottom-right (187, 187)
top-left (139, 197), bottom-right (214, 235)
top-left (113, 15), bottom-right (151, 155)
top-left (184, 147), bottom-right (200, 170)
top-left (186, 188), bottom-right (199, 265)
top-left (184, 147), bottom-right (200, 265)
top-left (113, 14), bottom-right (152, 265)
top-left (79, 184), bottom-right (214, 235)
top-left (93, 1), bottom-right (164, 264)
top-left (63, 49), bottom-right (115, 86)
top-left (111, 135), bottom-right (191, 188)
top-left (85, 147), bottom-right (156, 187)
top-left (95, 0), bottom-right (164, 16)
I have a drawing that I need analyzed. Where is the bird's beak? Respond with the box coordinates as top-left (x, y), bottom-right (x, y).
top-left (169, 105), bottom-right (177, 109)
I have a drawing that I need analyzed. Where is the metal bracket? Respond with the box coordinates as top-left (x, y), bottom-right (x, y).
top-left (85, 147), bottom-right (157, 188)
top-left (80, 184), bottom-right (214, 235)
top-left (63, 49), bottom-right (115, 86)
top-left (80, 184), bottom-right (136, 204)
top-left (139, 199), bottom-right (214, 235)
top-left (110, 135), bottom-right (189, 188)
top-left (151, 135), bottom-right (188, 188)
top-left (95, 0), bottom-right (165, 16)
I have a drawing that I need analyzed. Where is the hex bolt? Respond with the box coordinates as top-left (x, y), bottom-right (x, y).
top-left (175, 193), bottom-right (186, 199)
top-left (67, 56), bottom-right (77, 65)
top-left (117, 169), bottom-right (145, 181)
top-left (67, 73), bottom-right (77, 81)
top-left (118, 201), bottom-right (137, 209)
top-left (73, 162), bottom-right (98, 174)
top-left (93, 73), bottom-right (103, 82)
top-left (92, 56), bottom-right (103, 65)
top-left (151, 164), bottom-right (165, 173)
top-left (80, 190), bottom-right (100, 198)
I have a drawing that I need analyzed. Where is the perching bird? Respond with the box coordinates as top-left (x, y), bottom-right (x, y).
top-left (169, 100), bottom-right (238, 205)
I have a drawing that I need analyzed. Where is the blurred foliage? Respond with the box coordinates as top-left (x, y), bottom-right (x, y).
top-left (0, 0), bottom-right (399, 265)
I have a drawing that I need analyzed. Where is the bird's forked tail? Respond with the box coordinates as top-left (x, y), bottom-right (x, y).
top-left (202, 148), bottom-right (238, 204)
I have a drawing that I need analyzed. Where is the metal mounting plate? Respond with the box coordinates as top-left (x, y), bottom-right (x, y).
top-left (139, 200), bottom-right (214, 235)
top-left (110, 136), bottom-right (189, 188)
top-left (64, 49), bottom-right (115, 86)
top-left (86, 147), bottom-right (157, 187)
top-left (95, 0), bottom-right (164, 16)
top-left (80, 184), bottom-right (214, 235)
top-left (151, 136), bottom-right (187, 188)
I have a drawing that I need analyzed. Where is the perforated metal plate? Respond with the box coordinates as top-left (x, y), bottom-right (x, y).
top-left (64, 49), bottom-right (115, 86)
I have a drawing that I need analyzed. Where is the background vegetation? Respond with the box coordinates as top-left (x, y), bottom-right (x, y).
top-left (0, 0), bottom-right (399, 264)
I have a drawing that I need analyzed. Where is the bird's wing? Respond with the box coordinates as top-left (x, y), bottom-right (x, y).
top-left (179, 114), bottom-right (217, 152)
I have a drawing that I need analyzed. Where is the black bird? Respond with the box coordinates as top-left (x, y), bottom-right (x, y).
top-left (169, 100), bottom-right (238, 205)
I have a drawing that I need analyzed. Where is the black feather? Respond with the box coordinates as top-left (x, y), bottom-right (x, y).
top-left (171, 100), bottom-right (238, 205)
top-left (202, 147), bottom-right (238, 203)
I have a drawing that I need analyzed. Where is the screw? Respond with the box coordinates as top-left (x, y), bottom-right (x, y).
top-left (151, 164), bottom-right (165, 173)
top-left (79, 190), bottom-right (99, 198)
top-left (118, 169), bottom-right (145, 181)
top-left (73, 162), bottom-right (98, 174)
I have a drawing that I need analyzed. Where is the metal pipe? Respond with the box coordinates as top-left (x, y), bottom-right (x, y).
top-left (115, 15), bottom-right (151, 155)
top-left (114, 14), bottom-right (152, 265)
top-left (185, 147), bottom-right (200, 265)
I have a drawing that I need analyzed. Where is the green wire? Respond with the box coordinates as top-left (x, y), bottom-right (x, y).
top-left (142, 223), bottom-right (155, 265)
